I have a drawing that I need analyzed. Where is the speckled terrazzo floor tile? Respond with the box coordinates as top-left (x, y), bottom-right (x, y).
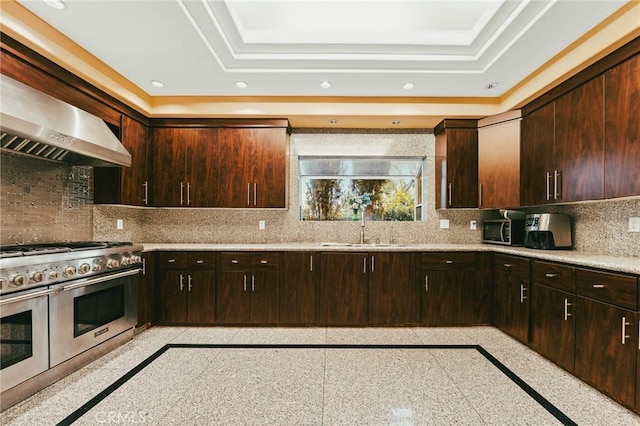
top-left (322, 348), bottom-right (484, 425)
top-left (411, 326), bottom-right (476, 345)
top-left (229, 326), bottom-right (327, 344)
top-left (487, 346), bottom-right (640, 426)
top-left (161, 347), bottom-right (325, 425)
top-left (458, 326), bottom-right (534, 351)
top-left (73, 348), bottom-right (223, 426)
top-left (430, 348), bottom-right (562, 425)
top-left (170, 326), bottom-right (240, 344)
top-left (326, 327), bottom-right (422, 344)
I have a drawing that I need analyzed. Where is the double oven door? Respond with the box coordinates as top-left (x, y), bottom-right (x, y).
top-left (0, 287), bottom-right (50, 393)
top-left (49, 269), bottom-right (139, 367)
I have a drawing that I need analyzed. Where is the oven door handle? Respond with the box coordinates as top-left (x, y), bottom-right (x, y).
top-left (56, 268), bottom-right (141, 293)
top-left (0, 287), bottom-right (56, 305)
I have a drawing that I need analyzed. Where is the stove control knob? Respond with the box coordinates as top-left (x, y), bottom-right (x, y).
top-left (32, 272), bottom-right (46, 283)
top-left (12, 274), bottom-right (27, 287)
top-left (50, 271), bottom-right (59, 279)
top-left (107, 259), bottom-right (120, 269)
top-left (0, 278), bottom-right (7, 289)
top-left (121, 257), bottom-right (129, 266)
top-left (93, 264), bottom-right (102, 272)
top-left (132, 255), bottom-right (141, 264)
top-left (63, 266), bottom-right (76, 277)
top-left (78, 263), bottom-right (91, 274)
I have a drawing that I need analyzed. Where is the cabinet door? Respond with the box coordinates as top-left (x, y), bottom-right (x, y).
top-left (555, 77), bottom-right (605, 202)
top-left (368, 252), bottom-right (417, 325)
top-left (281, 252), bottom-right (318, 324)
top-left (216, 271), bottom-right (251, 324)
top-left (575, 297), bottom-right (636, 408)
top-left (436, 128), bottom-right (478, 208)
top-left (604, 54), bottom-right (640, 198)
top-left (120, 116), bottom-right (149, 206)
top-left (217, 128), bottom-right (255, 207)
top-left (319, 253), bottom-right (368, 325)
top-left (187, 271), bottom-right (215, 324)
top-left (137, 252), bottom-right (154, 327)
top-left (494, 270), bottom-right (530, 343)
top-left (520, 103), bottom-right (555, 206)
top-left (151, 128), bottom-right (187, 206)
top-left (251, 128), bottom-right (288, 208)
top-left (478, 117), bottom-right (520, 208)
top-left (421, 270), bottom-right (481, 325)
top-left (156, 270), bottom-right (187, 323)
top-left (531, 284), bottom-right (575, 371)
top-left (185, 128), bottom-right (219, 207)
top-left (250, 271), bottom-right (280, 324)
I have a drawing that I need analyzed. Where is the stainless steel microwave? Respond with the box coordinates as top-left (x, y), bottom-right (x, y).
top-left (482, 219), bottom-right (525, 246)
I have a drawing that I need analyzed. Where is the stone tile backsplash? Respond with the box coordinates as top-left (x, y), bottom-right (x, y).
top-left (0, 152), bottom-right (93, 245)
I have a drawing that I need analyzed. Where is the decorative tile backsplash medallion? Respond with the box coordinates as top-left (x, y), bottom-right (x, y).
top-left (0, 152), bottom-right (93, 244)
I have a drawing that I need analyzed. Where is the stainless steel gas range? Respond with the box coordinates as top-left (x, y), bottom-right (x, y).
top-left (0, 241), bottom-right (142, 408)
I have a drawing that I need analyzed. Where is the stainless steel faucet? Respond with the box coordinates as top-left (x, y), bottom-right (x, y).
top-left (360, 207), bottom-right (366, 244)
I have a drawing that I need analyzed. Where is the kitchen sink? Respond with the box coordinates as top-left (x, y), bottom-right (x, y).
top-left (320, 242), bottom-right (411, 248)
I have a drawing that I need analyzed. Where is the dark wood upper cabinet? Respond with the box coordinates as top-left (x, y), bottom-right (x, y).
top-left (150, 127), bottom-right (188, 207)
top-left (520, 103), bottom-right (555, 206)
top-left (434, 119), bottom-right (478, 209)
top-left (217, 127), bottom-right (288, 208)
top-left (555, 76), bottom-right (605, 202)
top-left (604, 54), bottom-right (640, 198)
top-left (477, 110), bottom-right (521, 209)
top-left (94, 116), bottom-right (149, 206)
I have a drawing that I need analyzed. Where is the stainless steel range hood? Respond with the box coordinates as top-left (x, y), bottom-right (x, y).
top-left (0, 75), bottom-right (131, 167)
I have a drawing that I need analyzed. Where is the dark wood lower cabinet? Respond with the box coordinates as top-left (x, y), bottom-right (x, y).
top-left (493, 255), bottom-right (530, 343)
top-left (531, 284), bottom-right (575, 371)
top-left (575, 297), bottom-right (637, 409)
top-left (280, 252), bottom-right (318, 324)
top-left (216, 271), bottom-right (250, 324)
top-left (368, 252), bottom-right (418, 325)
top-left (137, 252), bottom-right (154, 327)
top-left (156, 270), bottom-right (215, 324)
top-left (157, 270), bottom-right (185, 324)
top-left (319, 252), bottom-right (368, 325)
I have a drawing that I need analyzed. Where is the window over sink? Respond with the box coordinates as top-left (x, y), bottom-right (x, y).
top-left (299, 156), bottom-right (424, 221)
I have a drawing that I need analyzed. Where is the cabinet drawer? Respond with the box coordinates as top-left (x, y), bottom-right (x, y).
top-left (251, 252), bottom-right (281, 270)
top-left (493, 254), bottom-right (529, 279)
top-left (576, 268), bottom-right (637, 310)
top-left (157, 251), bottom-right (188, 269)
top-left (533, 261), bottom-right (575, 292)
top-left (188, 252), bottom-right (216, 270)
top-left (422, 252), bottom-right (477, 270)
top-left (220, 252), bottom-right (251, 270)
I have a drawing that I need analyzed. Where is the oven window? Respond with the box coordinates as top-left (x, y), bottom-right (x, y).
top-left (74, 285), bottom-right (124, 337)
top-left (1, 311), bottom-right (33, 370)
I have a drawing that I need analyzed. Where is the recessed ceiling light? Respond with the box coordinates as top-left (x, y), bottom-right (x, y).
top-left (44, 0), bottom-right (66, 10)
top-left (403, 82), bottom-right (414, 90)
top-left (320, 81), bottom-right (332, 89)
top-left (151, 80), bottom-right (165, 88)
top-left (485, 81), bottom-right (499, 89)
top-left (236, 81), bottom-right (248, 89)
top-left (329, 119), bottom-right (339, 125)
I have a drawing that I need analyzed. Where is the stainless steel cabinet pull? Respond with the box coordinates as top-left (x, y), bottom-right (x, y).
top-left (142, 258), bottom-right (146, 275)
top-left (243, 275), bottom-right (247, 291)
top-left (196, 260), bottom-right (204, 264)
top-left (260, 260), bottom-right (268, 264)
top-left (622, 317), bottom-right (630, 344)
top-left (448, 183), bottom-right (452, 206)
top-left (446, 260), bottom-right (453, 264)
top-left (503, 263), bottom-right (513, 268)
top-left (252, 275), bottom-right (255, 292)
top-left (363, 257), bottom-right (367, 273)
top-left (187, 182), bottom-right (191, 206)
top-left (478, 183), bottom-right (483, 207)
top-left (371, 255), bottom-right (375, 272)
top-left (310, 255), bottom-right (313, 272)
top-left (232, 260), bottom-right (239, 264)
top-left (554, 170), bottom-right (562, 200)
top-left (425, 275), bottom-right (429, 292)
top-left (142, 181), bottom-right (148, 205)
top-left (520, 283), bottom-right (527, 303)
top-left (563, 299), bottom-right (572, 321)
top-left (247, 183), bottom-right (251, 206)
top-left (545, 273), bottom-right (557, 278)
top-left (254, 183), bottom-right (257, 206)
top-left (545, 172), bottom-right (551, 201)
top-left (592, 284), bottom-right (605, 288)
top-left (188, 274), bottom-right (192, 291)
top-left (180, 182), bottom-right (184, 205)
top-left (180, 274), bottom-right (184, 291)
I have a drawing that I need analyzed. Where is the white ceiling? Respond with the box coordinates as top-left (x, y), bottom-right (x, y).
top-left (8, 0), bottom-right (637, 127)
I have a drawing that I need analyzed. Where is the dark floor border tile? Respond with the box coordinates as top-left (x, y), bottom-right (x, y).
top-left (57, 344), bottom-right (576, 426)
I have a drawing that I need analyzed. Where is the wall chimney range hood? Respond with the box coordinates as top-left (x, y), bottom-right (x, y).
top-left (0, 75), bottom-right (131, 167)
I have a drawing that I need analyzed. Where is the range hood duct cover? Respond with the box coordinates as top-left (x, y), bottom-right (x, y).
top-left (0, 75), bottom-right (131, 167)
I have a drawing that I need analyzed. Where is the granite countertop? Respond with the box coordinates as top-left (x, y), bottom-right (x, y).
top-left (139, 243), bottom-right (640, 275)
